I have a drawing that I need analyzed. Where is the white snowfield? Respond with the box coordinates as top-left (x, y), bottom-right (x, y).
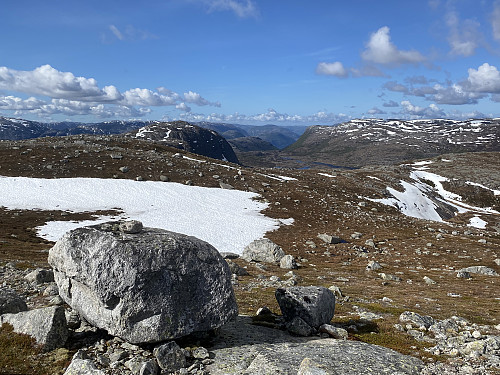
top-left (0, 176), bottom-right (291, 254)
top-left (366, 166), bottom-right (499, 228)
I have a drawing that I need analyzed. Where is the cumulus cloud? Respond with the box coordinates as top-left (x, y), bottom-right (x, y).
top-left (400, 100), bottom-right (445, 118)
top-left (0, 65), bottom-right (122, 102)
top-left (466, 63), bottom-right (500, 93)
top-left (176, 102), bottom-right (191, 112)
top-left (204, 0), bottom-right (259, 18)
top-left (0, 65), bottom-right (220, 119)
top-left (361, 26), bottom-right (425, 65)
top-left (445, 10), bottom-right (481, 56)
top-left (183, 91), bottom-right (221, 107)
top-left (493, 1), bottom-right (500, 41)
top-left (315, 62), bottom-right (348, 77)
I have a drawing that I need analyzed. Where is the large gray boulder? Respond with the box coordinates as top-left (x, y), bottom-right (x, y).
top-left (0, 287), bottom-right (28, 314)
top-left (276, 286), bottom-right (335, 329)
top-left (48, 221), bottom-right (238, 344)
top-left (242, 238), bottom-right (285, 263)
top-left (0, 305), bottom-right (68, 351)
top-left (205, 316), bottom-right (424, 375)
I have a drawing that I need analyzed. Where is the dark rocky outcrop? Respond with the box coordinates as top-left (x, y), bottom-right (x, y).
top-left (129, 121), bottom-right (239, 163)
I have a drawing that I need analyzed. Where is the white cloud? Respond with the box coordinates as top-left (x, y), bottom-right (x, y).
top-left (400, 100), bottom-right (445, 118)
top-left (0, 65), bottom-right (220, 119)
top-left (109, 25), bottom-right (124, 40)
top-left (0, 65), bottom-right (122, 102)
top-left (0, 96), bottom-right (45, 110)
top-left (176, 102), bottom-right (191, 112)
top-left (445, 10), bottom-right (480, 56)
top-left (315, 62), bottom-right (348, 77)
top-left (466, 63), bottom-right (500, 93)
top-left (183, 91), bottom-right (221, 107)
top-left (430, 84), bottom-right (481, 105)
top-left (491, 1), bottom-right (500, 41)
top-left (361, 26), bottom-right (425, 65)
top-left (122, 88), bottom-right (178, 106)
top-left (205, 0), bottom-right (259, 18)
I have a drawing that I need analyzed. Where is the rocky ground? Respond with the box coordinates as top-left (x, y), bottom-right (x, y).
top-left (0, 134), bottom-right (499, 374)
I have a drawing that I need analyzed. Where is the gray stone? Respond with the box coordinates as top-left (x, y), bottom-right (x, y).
top-left (399, 311), bottom-right (435, 330)
top-left (205, 316), bottom-right (423, 375)
top-left (280, 254), bottom-right (298, 269)
top-left (192, 346), bottom-right (210, 359)
top-left (140, 360), bottom-right (159, 375)
top-left (63, 357), bottom-right (105, 375)
top-left (43, 283), bottom-right (59, 297)
top-left (319, 324), bottom-right (348, 340)
top-left (48, 222), bottom-right (238, 344)
top-left (276, 286), bottom-right (335, 328)
top-left (159, 175), bottom-right (170, 182)
top-left (298, 357), bottom-right (337, 375)
top-left (378, 273), bottom-right (402, 281)
top-left (423, 276), bottom-right (437, 285)
top-left (0, 305), bottom-right (68, 351)
top-left (458, 266), bottom-right (498, 276)
top-left (242, 238), bottom-right (286, 263)
top-left (24, 268), bottom-right (54, 284)
top-left (119, 166), bottom-right (130, 173)
top-left (286, 316), bottom-right (315, 336)
top-left (219, 182), bottom-right (234, 189)
top-left (0, 287), bottom-right (28, 314)
top-left (153, 341), bottom-right (186, 372)
top-left (119, 220), bottom-right (143, 234)
top-left (366, 261), bottom-right (382, 271)
top-left (226, 259), bottom-right (249, 276)
top-left (456, 270), bottom-right (471, 279)
top-left (317, 234), bottom-right (343, 244)
top-left (327, 285), bottom-right (343, 299)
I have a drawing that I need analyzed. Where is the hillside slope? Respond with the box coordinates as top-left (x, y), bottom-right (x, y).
top-left (284, 118), bottom-right (500, 167)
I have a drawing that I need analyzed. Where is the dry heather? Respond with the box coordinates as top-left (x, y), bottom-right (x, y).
top-left (0, 135), bottom-right (498, 373)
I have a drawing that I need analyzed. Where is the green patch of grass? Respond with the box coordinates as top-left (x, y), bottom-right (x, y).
top-left (355, 302), bottom-right (407, 317)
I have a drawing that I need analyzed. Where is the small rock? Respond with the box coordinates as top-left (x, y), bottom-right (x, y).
top-left (153, 341), bottom-right (186, 373)
top-left (242, 238), bottom-right (285, 263)
top-left (276, 286), bottom-right (335, 328)
top-left (423, 276), bottom-right (436, 285)
top-left (192, 347), bottom-right (209, 360)
top-left (280, 254), bottom-right (298, 269)
top-left (119, 166), bottom-right (129, 173)
top-left (366, 260), bottom-right (382, 271)
top-left (317, 234), bottom-right (343, 244)
top-left (0, 306), bottom-right (68, 351)
top-left (456, 270), bottom-right (471, 279)
top-left (458, 266), bottom-right (498, 276)
top-left (399, 311), bottom-right (435, 330)
top-left (319, 324), bottom-right (348, 340)
top-left (286, 316), bottom-right (315, 336)
top-left (0, 287), bottom-right (28, 314)
top-left (225, 260), bottom-right (249, 276)
top-left (378, 273), bottom-right (402, 282)
top-left (159, 175), bottom-right (170, 182)
top-left (119, 220), bottom-right (143, 234)
top-left (25, 268), bottom-right (54, 284)
top-left (219, 182), bottom-right (234, 190)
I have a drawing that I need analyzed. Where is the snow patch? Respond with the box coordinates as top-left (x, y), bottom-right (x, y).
top-left (468, 216), bottom-right (487, 229)
top-left (0, 176), bottom-right (287, 255)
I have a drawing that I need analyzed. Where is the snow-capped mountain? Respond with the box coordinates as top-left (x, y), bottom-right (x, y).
top-left (284, 118), bottom-right (500, 167)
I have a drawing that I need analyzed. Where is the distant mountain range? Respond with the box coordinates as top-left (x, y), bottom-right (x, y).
top-left (283, 118), bottom-right (500, 167)
top-left (2, 116), bottom-right (499, 168)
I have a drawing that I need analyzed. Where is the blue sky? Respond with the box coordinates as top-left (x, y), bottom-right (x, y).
top-left (1, 0), bottom-right (500, 125)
